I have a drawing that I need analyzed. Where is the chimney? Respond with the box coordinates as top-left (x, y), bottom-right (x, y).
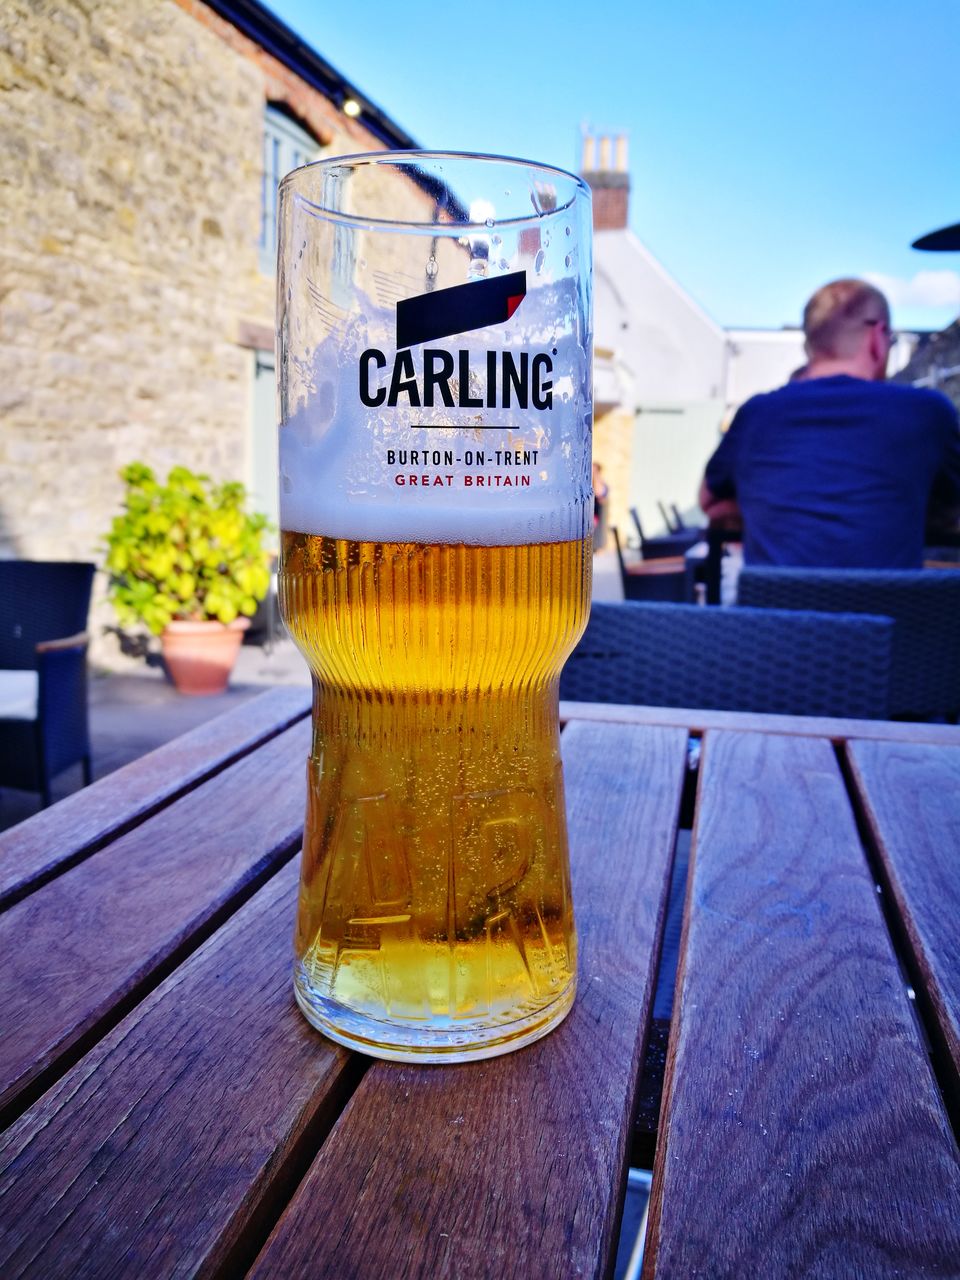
top-left (580, 130), bottom-right (630, 232)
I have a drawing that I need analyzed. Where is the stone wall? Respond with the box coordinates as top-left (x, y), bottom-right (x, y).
top-left (0, 0), bottom-right (393, 662)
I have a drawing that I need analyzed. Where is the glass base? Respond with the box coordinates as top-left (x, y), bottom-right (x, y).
top-left (294, 970), bottom-right (577, 1064)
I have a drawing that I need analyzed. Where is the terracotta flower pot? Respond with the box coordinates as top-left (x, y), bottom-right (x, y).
top-left (161, 617), bottom-right (250, 696)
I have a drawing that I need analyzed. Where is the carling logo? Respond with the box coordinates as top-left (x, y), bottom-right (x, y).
top-left (396, 271), bottom-right (527, 349)
top-left (359, 269), bottom-right (554, 411)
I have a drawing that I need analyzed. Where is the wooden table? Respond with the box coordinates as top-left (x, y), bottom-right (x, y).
top-left (1, 688), bottom-right (959, 1277)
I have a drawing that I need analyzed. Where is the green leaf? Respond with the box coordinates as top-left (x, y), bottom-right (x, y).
top-left (103, 461), bottom-right (272, 635)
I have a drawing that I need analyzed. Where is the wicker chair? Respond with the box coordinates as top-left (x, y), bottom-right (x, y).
top-left (612, 527), bottom-right (689, 603)
top-left (737, 566), bottom-right (960, 719)
top-left (0, 561), bottom-right (96, 805)
top-left (559, 600), bottom-right (893, 718)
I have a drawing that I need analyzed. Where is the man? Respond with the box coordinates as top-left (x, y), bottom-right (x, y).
top-left (700, 279), bottom-right (960, 568)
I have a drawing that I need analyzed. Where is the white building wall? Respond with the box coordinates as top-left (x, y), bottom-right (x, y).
top-left (595, 230), bottom-right (727, 403)
top-left (725, 329), bottom-right (807, 408)
top-left (629, 400), bottom-right (726, 535)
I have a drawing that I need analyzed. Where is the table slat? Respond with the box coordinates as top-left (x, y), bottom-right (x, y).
top-left (0, 859), bottom-right (363, 1280)
top-left (0, 720), bottom-right (311, 1126)
top-left (0, 686), bottom-right (311, 911)
top-left (560, 699), bottom-right (960, 745)
top-left (645, 730), bottom-right (960, 1278)
top-left (846, 739), bottom-right (960, 1101)
top-left (248, 722), bottom-right (689, 1280)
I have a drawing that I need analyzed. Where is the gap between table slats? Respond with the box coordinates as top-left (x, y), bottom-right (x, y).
top-left (644, 729), bottom-right (960, 1280)
top-left (245, 721), bottom-right (689, 1280)
top-left (0, 718), bottom-right (311, 1130)
top-left (0, 686), bottom-right (312, 912)
top-left (842, 738), bottom-right (960, 1133)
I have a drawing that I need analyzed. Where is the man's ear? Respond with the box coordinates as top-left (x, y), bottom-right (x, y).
top-left (866, 323), bottom-right (888, 376)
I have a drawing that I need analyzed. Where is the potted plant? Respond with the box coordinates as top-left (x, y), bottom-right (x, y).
top-left (105, 463), bottom-right (273, 695)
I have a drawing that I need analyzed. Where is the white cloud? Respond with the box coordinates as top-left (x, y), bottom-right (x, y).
top-left (865, 269), bottom-right (960, 310)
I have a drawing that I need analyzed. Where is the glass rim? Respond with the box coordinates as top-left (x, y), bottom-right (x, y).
top-left (278, 149), bottom-right (591, 233)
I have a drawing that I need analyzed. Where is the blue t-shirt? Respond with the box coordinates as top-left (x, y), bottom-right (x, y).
top-left (704, 375), bottom-right (960, 568)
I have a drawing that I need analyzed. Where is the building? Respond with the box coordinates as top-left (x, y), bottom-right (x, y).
top-left (585, 134), bottom-right (921, 541)
top-left (893, 319), bottom-right (960, 411)
top-left (4, 2), bottom-right (938, 648)
top-left (1, 0), bottom-right (419, 660)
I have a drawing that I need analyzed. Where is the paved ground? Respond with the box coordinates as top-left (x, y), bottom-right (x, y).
top-left (0, 551), bottom-right (623, 833)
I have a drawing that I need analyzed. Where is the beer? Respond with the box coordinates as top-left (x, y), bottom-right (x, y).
top-left (277, 150), bottom-right (593, 1060)
top-left (280, 531), bottom-right (591, 1059)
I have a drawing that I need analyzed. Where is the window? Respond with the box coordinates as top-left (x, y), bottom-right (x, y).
top-left (260, 105), bottom-right (321, 274)
top-left (250, 347), bottom-right (279, 537)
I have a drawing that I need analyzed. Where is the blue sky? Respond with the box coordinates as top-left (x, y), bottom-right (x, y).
top-left (267, 0), bottom-right (960, 333)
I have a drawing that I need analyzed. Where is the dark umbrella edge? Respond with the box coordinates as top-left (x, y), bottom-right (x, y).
top-left (913, 221), bottom-right (960, 251)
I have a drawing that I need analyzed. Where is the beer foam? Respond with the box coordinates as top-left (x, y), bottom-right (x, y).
top-left (279, 277), bottom-right (592, 546)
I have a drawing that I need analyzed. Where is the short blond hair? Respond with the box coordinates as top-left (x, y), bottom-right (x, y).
top-left (803, 279), bottom-right (890, 358)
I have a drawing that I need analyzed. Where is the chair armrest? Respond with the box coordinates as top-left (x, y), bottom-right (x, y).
top-left (35, 631), bottom-right (89, 654)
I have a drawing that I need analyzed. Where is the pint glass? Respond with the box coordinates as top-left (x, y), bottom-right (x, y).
top-left (277, 152), bottom-right (592, 1062)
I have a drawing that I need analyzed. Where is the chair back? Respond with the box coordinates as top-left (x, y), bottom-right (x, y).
top-left (671, 503), bottom-right (691, 533)
top-left (658, 500), bottom-right (678, 533)
top-left (611, 528), bottom-right (688, 602)
top-left (559, 601), bottom-right (893, 719)
top-left (630, 507), bottom-right (702, 559)
top-left (612, 524), bottom-right (633, 584)
top-left (0, 561), bottom-right (96, 670)
top-left (737, 566), bottom-right (960, 718)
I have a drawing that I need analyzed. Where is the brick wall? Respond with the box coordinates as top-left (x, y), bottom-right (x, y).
top-left (588, 175), bottom-right (629, 233)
